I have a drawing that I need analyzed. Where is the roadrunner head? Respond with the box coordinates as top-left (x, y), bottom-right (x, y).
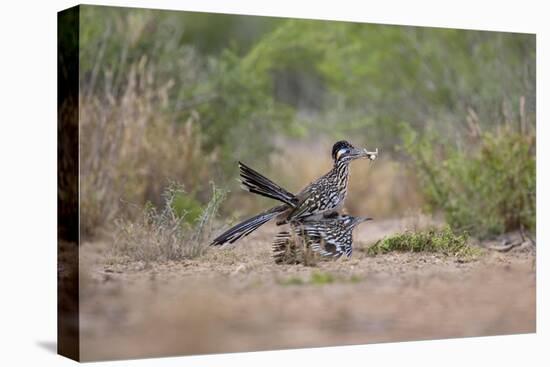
top-left (340, 215), bottom-right (373, 229)
top-left (331, 140), bottom-right (376, 164)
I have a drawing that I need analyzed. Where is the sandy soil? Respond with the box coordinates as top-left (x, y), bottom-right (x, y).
top-left (78, 218), bottom-right (536, 361)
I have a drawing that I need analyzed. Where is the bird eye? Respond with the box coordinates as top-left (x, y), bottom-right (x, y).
top-left (336, 148), bottom-right (348, 160)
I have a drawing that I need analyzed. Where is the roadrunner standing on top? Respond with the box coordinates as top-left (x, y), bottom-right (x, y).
top-left (210, 140), bottom-right (378, 246)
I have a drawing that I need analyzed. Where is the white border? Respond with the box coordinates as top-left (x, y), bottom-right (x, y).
top-left (0, 1), bottom-right (547, 366)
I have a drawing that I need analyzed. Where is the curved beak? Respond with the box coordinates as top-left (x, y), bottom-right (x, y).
top-left (348, 147), bottom-right (368, 160)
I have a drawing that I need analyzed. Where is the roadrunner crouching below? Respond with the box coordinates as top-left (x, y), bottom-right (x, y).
top-left (210, 141), bottom-right (378, 246)
top-left (272, 215), bottom-right (372, 264)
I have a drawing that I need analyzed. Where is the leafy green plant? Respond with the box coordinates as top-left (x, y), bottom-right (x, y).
top-left (171, 191), bottom-right (203, 224)
top-left (401, 123), bottom-right (535, 238)
top-left (366, 226), bottom-right (482, 259)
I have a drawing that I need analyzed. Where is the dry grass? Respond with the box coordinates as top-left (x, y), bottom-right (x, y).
top-left (80, 57), bottom-right (218, 237)
top-left (111, 182), bottom-right (226, 263)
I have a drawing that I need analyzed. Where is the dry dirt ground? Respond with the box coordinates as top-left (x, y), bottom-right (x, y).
top-left (79, 217), bottom-right (536, 361)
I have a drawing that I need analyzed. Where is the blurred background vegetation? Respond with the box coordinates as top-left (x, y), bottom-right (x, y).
top-left (78, 5), bottom-right (535, 240)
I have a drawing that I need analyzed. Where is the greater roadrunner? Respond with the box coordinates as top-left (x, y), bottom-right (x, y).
top-left (210, 141), bottom-right (377, 246)
top-left (272, 214), bottom-right (372, 264)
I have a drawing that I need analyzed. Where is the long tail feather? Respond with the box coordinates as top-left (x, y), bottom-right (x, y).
top-left (239, 162), bottom-right (297, 207)
top-left (210, 205), bottom-right (286, 246)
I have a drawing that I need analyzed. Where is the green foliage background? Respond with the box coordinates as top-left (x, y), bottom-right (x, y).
top-left (80, 6), bottom-right (534, 160)
top-left (78, 5), bottom-right (535, 238)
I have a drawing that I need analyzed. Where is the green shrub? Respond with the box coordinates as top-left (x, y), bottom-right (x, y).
top-left (366, 226), bottom-right (481, 259)
top-left (112, 182), bottom-right (227, 262)
top-left (401, 123), bottom-right (535, 238)
top-left (171, 191), bottom-right (203, 224)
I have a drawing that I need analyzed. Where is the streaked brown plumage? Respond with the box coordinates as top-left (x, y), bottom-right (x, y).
top-left (210, 141), bottom-right (377, 246)
top-left (272, 214), bottom-right (372, 264)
